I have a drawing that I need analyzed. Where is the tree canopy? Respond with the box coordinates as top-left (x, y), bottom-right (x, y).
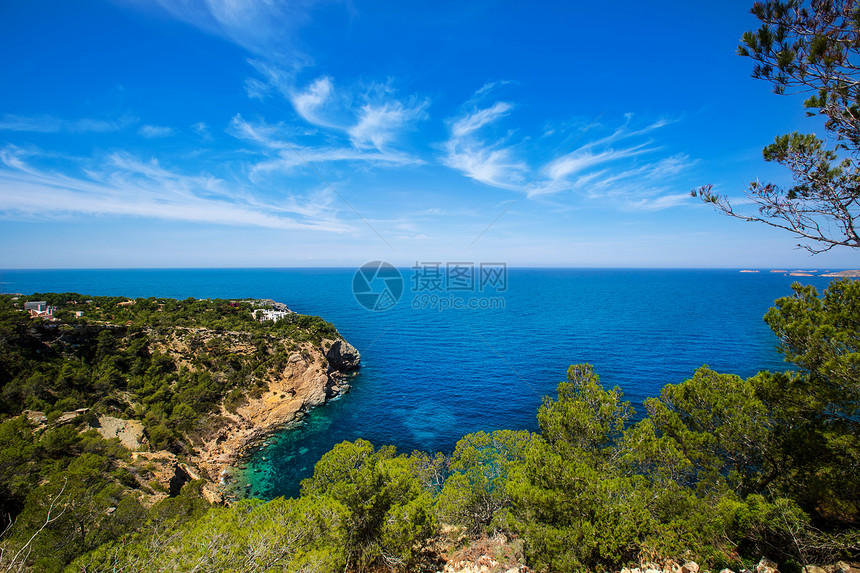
top-left (694, 0), bottom-right (860, 253)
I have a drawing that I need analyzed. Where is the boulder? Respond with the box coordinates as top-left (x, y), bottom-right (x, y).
top-left (756, 557), bottom-right (779, 573)
top-left (325, 339), bottom-right (361, 372)
top-left (682, 562), bottom-right (700, 573)
top-left (23, 410), bottom-right (47, 425)
top-left (95, 416), bottom-right (144, 451)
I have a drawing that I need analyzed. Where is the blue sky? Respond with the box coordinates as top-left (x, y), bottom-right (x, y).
top-left (0, 0), bottom-right (856, 268)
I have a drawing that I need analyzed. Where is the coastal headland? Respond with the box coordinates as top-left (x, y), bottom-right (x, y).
top-left (0, 293), bottom-right (360, 505)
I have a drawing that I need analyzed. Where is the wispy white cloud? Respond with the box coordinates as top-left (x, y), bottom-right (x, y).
top-left (286, 76), bottom-right (430, 153)
top-left (290, 76), bottom-right (340, 129)
top-left (545, 143), bottom-right (653, 181)
top-left (227, 115), bottom-right (289, 148)
top-left (0, 114), bottom-right (131, 134)
top-left (528, 119), bottom-right (696, 206)
top-left (121, 0), bottom-right (316, 59)
top-left (192, 121), bottom-right (211, 139)
top-left (450, 102), bottom-right (512, 138)
top-left (441, 88), bottom-right (695, 212)
top-left (624, 193), bottom-right (691, 211)
top-left (466, 80), bottom-right (515, 106)
top-left (442, 100), bottom-right (527, 189)
top-left (244, 58), bottom-right (310, 101)
top-left (249, 147), bottom-right (422, 179)
top-left (442, 143), bottom-right (527, 190)
top-left (138, 124), bottom-right (174, 138)
top-left (473, 81), bottom-right (508, 99)
top-left (0, 146), bottom-right (351, 232)
top-left (349, 98), bottom-right (429, 150)
top-left (228, 114), bottom-right (425, 178)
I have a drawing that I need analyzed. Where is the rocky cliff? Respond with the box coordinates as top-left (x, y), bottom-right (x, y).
top-left (189, 336), bottom-right (360, 496)
top-left (22, 325), bottom-right (361, 505)
top-left (141, 327), bottom-right (361, 502)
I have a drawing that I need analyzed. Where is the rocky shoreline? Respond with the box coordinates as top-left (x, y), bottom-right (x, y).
top-left (188, 337), bottom-right (361, 501)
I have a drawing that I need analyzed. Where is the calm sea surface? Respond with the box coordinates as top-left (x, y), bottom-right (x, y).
top-left (0, 267), bottom-right (843, 498)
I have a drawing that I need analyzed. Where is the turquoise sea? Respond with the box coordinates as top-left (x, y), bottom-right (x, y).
top-left (0, 267), bottom-right (844, 498)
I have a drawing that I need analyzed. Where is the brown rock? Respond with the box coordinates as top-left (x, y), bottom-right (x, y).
top-left (827, 562), bottom-right (854, 573)
top-left (682, 562), bottom-right (700, 573)
top-left (757, 557), bottom-right (779, 573)
top-left (325, 339), bottom-right (361, 371)
top-left (95, 416), bottom-right (144, 451)
top-left (23, 410), bottom-right (47, 425)
top-left (183, 336), bottom-right (358, 496)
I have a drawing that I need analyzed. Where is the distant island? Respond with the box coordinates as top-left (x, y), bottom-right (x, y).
top-left (820, 269), bottom-right (860, 277)
top-left (739, 269), bottom-right (860, 277)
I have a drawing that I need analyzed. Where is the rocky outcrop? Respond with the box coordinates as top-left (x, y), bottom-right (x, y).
top-left (432, 532), bottom-right (532, 573)
top-left (610, 558), bottom-right (860, 573)
top-left (182, 336), bottom-right (360, 499)
top-left (94, 416), bottom-right (144, 451)
top-left (113, 334), bottom-right (360, 505)
top-left (325, 339), bottom-right (361, 372)
top-left (251, 298), bottom-right (291, 312)
top-left (129, 450), bottom-right (223, 505)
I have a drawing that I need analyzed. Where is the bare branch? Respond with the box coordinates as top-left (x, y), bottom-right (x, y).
top-left (0, 478), bottom-right (69, 573)
top-left (701, 0), bottom-right (860, 251)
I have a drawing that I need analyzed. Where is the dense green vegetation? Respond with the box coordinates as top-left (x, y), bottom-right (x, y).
top-left (2, 280), bottom-right (859, 572)
top-left (0, 293), bottom-right (339, 446)
top-left (0, 293), bottom-right (344, 572)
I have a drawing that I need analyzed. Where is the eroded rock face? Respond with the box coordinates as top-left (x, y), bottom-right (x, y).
top-left (325, 339), bottom-right (361, 372)
top-left (130, 451), bottom-right (222, 505)
top-left (188, 337), bottom-right (359, 492)
top-left (114, 328), bottom-right (360, 504)
top-left (94, 416), bottom-right (144, 451)
top-left (757, 557), bottom-right (779, 573)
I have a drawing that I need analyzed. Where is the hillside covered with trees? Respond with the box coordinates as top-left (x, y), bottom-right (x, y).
top-left (0, 293), bottom-right (353, 571)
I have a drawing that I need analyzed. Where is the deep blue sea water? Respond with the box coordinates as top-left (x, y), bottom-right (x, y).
top-left (0, 267), bottom-right (845, 498)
